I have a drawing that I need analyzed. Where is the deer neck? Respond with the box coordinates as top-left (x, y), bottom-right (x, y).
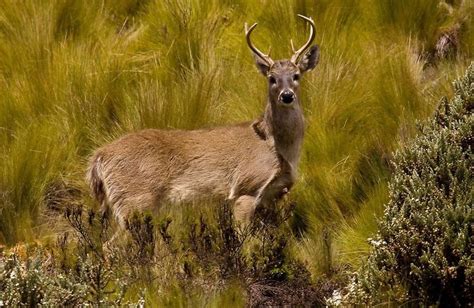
top-left (262, 100), bottom-right (305, 170)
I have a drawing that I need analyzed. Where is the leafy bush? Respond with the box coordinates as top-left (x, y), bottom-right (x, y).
top-left (332, 63), bottom-right (473, 306)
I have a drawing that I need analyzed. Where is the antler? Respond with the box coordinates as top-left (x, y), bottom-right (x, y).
top-left (245, 22), bottom-right (274, 67)
top-left (290, 14), bottom-right (316, 64)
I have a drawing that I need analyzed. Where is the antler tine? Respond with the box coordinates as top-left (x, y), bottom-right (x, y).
top-left (245, 22), bottom-right (274, 67)
top-left (290, 14), bottom-right (316, 63)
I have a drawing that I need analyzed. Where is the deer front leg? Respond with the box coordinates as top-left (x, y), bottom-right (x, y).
top-left (254, 170), bottom-right (292, 215)
top-left (233, 195), bottom-right (257, 223)
top-left (254, 171), bottom-right (280, 207)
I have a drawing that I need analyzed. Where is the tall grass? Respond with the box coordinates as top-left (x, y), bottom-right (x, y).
top-left (0, 0), bottom-right (472, 285)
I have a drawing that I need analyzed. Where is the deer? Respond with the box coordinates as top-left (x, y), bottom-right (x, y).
top-left (86, 15), bottom-right (319, 228)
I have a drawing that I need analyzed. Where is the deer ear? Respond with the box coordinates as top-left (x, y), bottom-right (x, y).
top-left (298, 45), bottom-right (320, 73)
top-left (254, 54), bottom-right (271, 75)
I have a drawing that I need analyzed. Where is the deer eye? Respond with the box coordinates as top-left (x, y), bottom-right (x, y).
top-left (293, 74), bottom-right (300, 81)
top-left (269, 76), bottom-right (277, 85)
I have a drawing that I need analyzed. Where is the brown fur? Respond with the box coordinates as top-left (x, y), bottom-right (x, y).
top-left (87, 124), bottom-right (281, 225)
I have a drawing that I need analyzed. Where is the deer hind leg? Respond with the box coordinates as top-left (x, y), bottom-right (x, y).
top-left (101, 199), bottom-right (125, 252)
top-left (103, 193), bottom-right (156, 250)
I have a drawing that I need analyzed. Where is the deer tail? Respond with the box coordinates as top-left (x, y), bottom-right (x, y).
top-left (86, 155), bottom-right (108, 217)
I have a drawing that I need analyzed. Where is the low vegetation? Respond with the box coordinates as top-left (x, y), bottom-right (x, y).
top-left (0, 0), bottom-right (472, 305)
top-left (1, 201), bottom-right (323, 305)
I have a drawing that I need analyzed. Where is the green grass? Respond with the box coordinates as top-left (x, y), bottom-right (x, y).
top-left (0, 0), bottom-right (472, 299)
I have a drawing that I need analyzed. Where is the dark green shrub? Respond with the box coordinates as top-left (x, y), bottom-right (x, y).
top-left (333, 63), bottom-right (473, 306)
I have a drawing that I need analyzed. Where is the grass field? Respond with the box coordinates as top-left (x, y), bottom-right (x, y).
top-left (0, 0), bottom-right (472, 304)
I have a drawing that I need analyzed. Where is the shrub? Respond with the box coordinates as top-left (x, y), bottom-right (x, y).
top-left (332, 63), bottom-right (473, 306)
top-left (0, 207), bottom-right (138, 306)
top-left (0, 252), bottom-right (87, 306)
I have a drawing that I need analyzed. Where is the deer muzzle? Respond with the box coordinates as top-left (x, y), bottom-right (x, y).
top-left (279, 90), bottom-right (295, 105)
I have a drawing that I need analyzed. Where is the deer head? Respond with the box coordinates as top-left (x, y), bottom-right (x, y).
top-left (245, 15), bottom-right (319, 107)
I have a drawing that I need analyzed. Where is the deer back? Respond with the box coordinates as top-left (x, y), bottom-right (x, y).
top-left (87, 123), bottom-right (281, 221)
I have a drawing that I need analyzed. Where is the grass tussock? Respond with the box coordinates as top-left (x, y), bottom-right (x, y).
top-left (0, 0), bottom-right (473, 304)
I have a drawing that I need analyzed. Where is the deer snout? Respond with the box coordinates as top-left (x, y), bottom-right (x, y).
top-left (279, 90), bottom-right (295, 104)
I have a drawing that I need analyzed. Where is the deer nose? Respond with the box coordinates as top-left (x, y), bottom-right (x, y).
top-left (280, 90), bottom-right (295, 104)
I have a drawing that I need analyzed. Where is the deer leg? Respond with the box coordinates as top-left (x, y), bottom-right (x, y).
top-left (253, 170), bottom-right (292, 218)
top-left (254, 171), bottom-right (281, 208)
top-left (101, 199), bottom-right (125, 253)
top-left (233, 195), bottom-right (257, 223)
top-left (102, 196), bottom-right (144, 251)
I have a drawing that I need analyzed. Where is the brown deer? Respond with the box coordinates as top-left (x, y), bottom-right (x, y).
top-left (87, 15), bottom-right (319, 226)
